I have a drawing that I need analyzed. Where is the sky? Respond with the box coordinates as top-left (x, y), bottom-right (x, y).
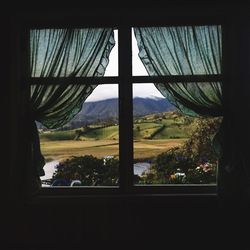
top-left (86, 29), bottom-right (164, 102)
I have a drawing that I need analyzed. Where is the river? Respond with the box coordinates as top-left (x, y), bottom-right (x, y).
top-left (133, 162), bottom-right (151, 176)
top-left (40, 160), bottom-right (60, 181)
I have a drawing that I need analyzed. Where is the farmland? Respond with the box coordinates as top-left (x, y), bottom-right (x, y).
top-left (39, 111), bottom-right (196, 162)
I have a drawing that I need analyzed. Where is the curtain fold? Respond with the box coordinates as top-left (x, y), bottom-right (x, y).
top-left (134, 26), bottom-right (222, 117)
top-left (30, 28), bottom-right (115, 178)
top-left (134, 25), bottom-right (224, 180)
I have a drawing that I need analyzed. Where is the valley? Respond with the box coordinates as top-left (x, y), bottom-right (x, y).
top-left (39, 110), bottom-right (196, 162)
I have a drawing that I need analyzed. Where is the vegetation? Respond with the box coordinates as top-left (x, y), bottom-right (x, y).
top-left (52, 155), bottom-right (119, 186)
top-left (40, 139), bottom-right (120, 162)
top-left (40, 111), bottom-right (195, 142)
top-left (40, 130), bottom-right (76, 141)
top-left (137, 117), bottom-right (221, 184)
top-left (40, 111), bottom-right (193, 161)
top-left (40, 111), bottom-right (222, 185)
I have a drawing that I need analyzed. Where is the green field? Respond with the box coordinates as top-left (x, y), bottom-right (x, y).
top-left (40, 138), bottom-right (186, 162)
top-left (40, 139), bottom-right (120, 161)
top-left (39, 111), bottom-right (195, 162)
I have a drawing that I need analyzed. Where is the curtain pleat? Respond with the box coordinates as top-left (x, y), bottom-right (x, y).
top-left (30, 28), bottom-right (115, 178)
top-left (134, 26), bottom-right (222, 117)
top-left (133, 25), bottom-right (225, 180)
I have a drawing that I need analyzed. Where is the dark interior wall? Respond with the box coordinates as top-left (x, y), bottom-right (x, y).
top-left (4, 195), bottom-right (250, 247)
top-left (5, 196), bottom-right (222, 247)
top-left (3, 4), bottom-right (250, 248)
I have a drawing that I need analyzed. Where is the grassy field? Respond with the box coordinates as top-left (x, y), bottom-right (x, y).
top-left (39, 111), bottom-right (194, 162)
top-left (40, 138), bottom-right (186, 162)
top-left (82, 125), bottom-right (118, 140)
top-left (40, 139), bottom-right (119, 161)
top-left (133, 139), bottom-right (186, 159)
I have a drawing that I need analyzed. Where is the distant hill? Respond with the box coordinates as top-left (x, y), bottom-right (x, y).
top-left (36, 97), bottom-right (176, 130)
top-left (40, 110), bottom-right (195, 142)
top-left (133, 97), bottom-right (175, 116)
top-left (70, 97), bottom-right (175, 127)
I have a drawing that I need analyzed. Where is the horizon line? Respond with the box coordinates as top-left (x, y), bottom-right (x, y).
top-left (86, 95), bottom-right (166, 103)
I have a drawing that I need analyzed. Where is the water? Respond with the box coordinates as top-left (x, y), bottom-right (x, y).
top-left (133, 162), bottom-right (151, 176)
top-left (40, 160), bottom-right (60, 181)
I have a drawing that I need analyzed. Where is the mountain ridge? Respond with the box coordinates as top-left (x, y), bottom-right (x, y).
top-left (70, 97), bottom-right (175, 127)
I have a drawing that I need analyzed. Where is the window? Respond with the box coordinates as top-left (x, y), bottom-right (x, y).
top-left (38, 30), bottom-right (120, 187)
top-left (131, 27), bottom-right (223, 188)
top-left (25, 21), bottom-right (223, 195)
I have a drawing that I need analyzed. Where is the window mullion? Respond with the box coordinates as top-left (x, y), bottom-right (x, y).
top-left (118, 26), bottom-right (133, 194)
top-left (131, 75), bottom-right (222, 83)
top-left (28, 76), bottom-right (120, 85)
top-left (28, 75), bottom-right (222, 86)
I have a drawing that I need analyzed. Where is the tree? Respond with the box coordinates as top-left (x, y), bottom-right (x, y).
top-left (74, 129), bottom-right (82, 140)
top-left (52, 155), bottom-right (119, 186)
top-left (140, 117), bottom-right (222, 184)
top-left (181, 117), bottom-right (222, 164)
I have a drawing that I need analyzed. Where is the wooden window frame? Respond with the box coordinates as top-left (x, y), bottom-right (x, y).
top-left (19, 11), bottom-right (225, 200)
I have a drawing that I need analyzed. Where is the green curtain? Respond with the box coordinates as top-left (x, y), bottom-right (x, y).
top-left (133, 26), bottom-right (222, 117)
top-left (30, 28), bottom-right (115, 177)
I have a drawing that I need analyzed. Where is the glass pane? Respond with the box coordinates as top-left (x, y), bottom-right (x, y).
top-left (133, 83), bottom-right (222, 185)
top-left (132, 28), bottom-right (149, 76)
top-left (104, 29), bottom-right (118, 76)
top-left (132, 26), bottom-right (221, 76)
top-left (39, 84), bottom-right (119, 187)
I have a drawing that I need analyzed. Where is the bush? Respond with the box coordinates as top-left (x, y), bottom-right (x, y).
top-left (52, 155), bottom-right (119, 186)
top-left (181, 117), bottom-right (222, 165)
top-left (139, 147), bottom-right (195, 184)
top-left (140, 117), bottom-right (221, 184)
top-left (185, 162), bottom-right (217, 184)
top-left (153, 147), bottom-right (192, 175)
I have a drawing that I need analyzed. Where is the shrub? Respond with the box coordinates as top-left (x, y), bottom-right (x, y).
top-left (185, 162), bottom-right (217, 184)
top-left (140, 117), bottom-right (221, 184)
top-left (181, 117), bottom-right (222, 165)
top-left (52, 155), bottom-right (119, 186)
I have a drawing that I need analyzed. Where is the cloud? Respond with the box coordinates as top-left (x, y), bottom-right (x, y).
top-left (86, 84), bottom-right (164, 102)
top-left (86, 29), bottom-right (164, 102)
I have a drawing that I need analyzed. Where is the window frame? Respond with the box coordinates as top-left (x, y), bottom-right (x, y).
top-left (19, 11), bottom-right (225, 199)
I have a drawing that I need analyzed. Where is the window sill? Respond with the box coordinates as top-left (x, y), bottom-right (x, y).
top-left (27, 184), bottom-right (218, 205)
